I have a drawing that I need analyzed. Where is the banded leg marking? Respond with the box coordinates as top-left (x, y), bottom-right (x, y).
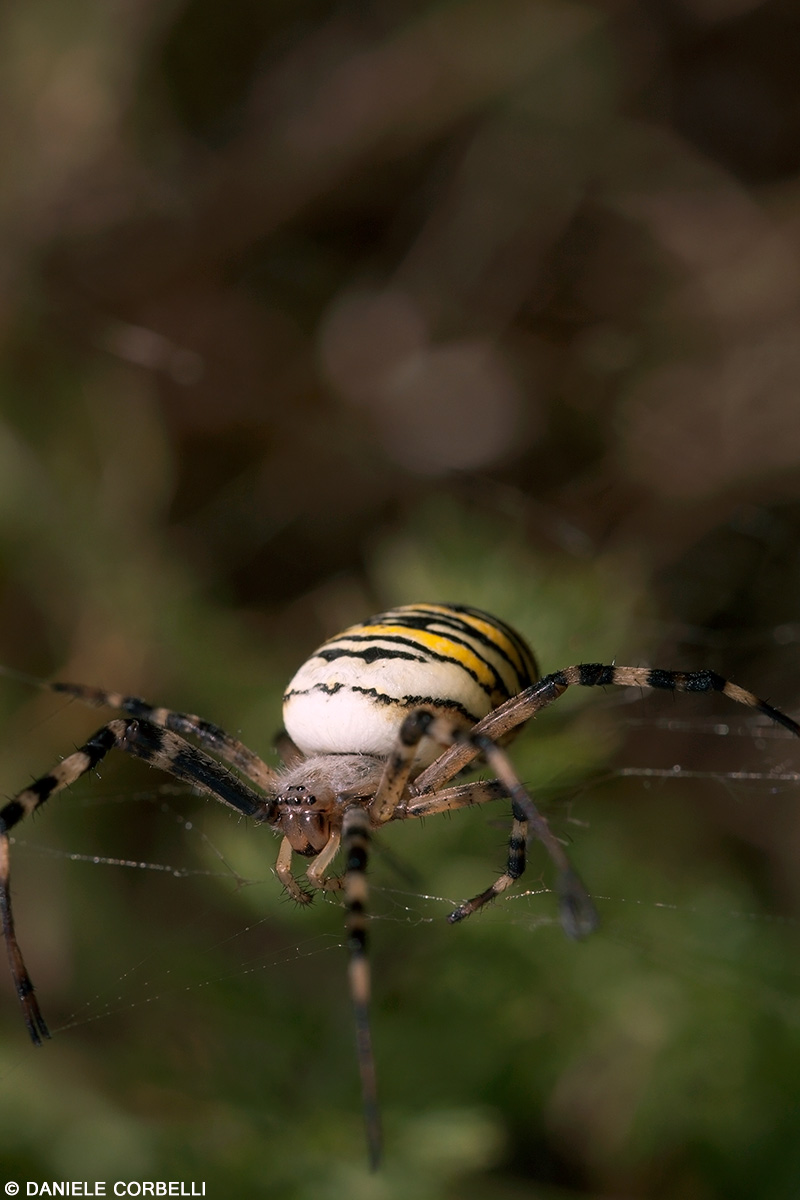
top-left (416, 664), bottom-right (800, 792)
top-left (370, 709), bottom-right (446, 824)
top-left (426, 718), bottom-right (597, 937)
top-left (447, 799), bottom-right (529, 924)
top-left (400, 778), bottom-right (578, 926)
top-left (470, 734), bottom-right (597, 938)
top-left (377, 710), bottom-right (596, 938)
top-left (400, 778), bottom-right (508, 819)
top-left (0, 722), bottom-right (124, 1044)
top-left (0, 718), bottom-right (272, 1044)
top-left (343, 805), bottom-right (381, 1171)
top-left (51, 682), bottom-right (279, 792)
top-left (0, 833), bottom-right (48, 1044)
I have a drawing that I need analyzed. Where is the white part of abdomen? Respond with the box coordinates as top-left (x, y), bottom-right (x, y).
top-left (282, 604), bottom-right (538, 766)
top-left (283, 656), bottom-right (492, 763)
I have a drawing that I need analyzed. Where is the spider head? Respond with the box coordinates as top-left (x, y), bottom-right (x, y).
top-left (270, 754), bottom-right (385, 854)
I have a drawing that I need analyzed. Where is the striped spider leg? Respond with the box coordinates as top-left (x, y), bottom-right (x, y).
top-left (402, 662), bottom-right (800, 927)
top-left (321, 632), bottom-right (800, 1166)
top-left (327, 713), bottom-right (600, 1169)
top-left (373, 710), bottom-right (599, 935)
top-left (412, 664), bottom-right (800, 793)
top-left (0, 691), bottom-right (280, 1045)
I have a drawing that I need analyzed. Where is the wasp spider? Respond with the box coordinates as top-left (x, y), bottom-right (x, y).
top-left (1, 603), bottom-right (799, 1167)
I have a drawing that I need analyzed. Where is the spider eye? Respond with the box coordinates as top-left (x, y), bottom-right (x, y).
top-left (282, 784), bottom-right (317, 805)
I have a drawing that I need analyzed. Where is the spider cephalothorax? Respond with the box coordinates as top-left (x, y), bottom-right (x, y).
top-left (1, 602), bottom-right (798, 1169)
top-left (271, 757), bottom-right (385, 856)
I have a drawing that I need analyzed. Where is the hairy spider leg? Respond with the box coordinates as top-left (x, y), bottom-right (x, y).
top-left (399, 779), bottom-right (509, 818)
top-left (467, 734), bottom-right (597, 938)
top-left (342, 805), bottom-right (381, 1171)
top-left (374, 710), bottom-right (597, 937)
top-left (415, 664), bottom-right (800, 791)
top-left (368, 708), bottom-right (457, 823)
top-left (50, 682), bottom-right (279, 792)
top-left (0, 718), bottom-right (271, 1044)
top-left (336, 702), bottom-right (599, 1167)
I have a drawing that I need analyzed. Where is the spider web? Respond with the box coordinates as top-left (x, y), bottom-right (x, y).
top-left (0, 698), bottom-right (797, 1200)
top-left (1, 642), bottom-right (799, 1134)
top-left (4, 712), bottom-right (798, 1042)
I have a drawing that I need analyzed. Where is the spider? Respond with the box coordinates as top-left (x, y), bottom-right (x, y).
top-left (1, 602), bottom-right (799, 1168)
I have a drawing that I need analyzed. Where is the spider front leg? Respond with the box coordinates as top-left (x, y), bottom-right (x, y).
top-left (276, 810), bottom-right (379, 1166)
top-left (0, 834), bottom-right (48, 1044)
top-left (51, 681), bottom-right (280, 792)
top-left (0, 722), bottom-right (135, 1044)
top-left (342, 805), bottom-right (381, 1171)
top-left (374, 710), bottom-right (598, 939)
top-left (0, 718), bottom-right (271, 1045)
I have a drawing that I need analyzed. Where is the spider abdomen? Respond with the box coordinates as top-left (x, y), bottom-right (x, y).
top-left (282, 603), bottom-right (538, 766)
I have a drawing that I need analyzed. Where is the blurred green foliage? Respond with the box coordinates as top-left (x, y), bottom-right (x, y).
top-left (0, 0), bottom-right (800, 1197)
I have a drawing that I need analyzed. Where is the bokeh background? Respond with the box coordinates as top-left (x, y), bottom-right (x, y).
top-left (1, 0), bottom-right (800, 1196)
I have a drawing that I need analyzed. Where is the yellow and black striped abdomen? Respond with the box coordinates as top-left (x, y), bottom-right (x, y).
top-left (282, 604), bottom-right (538, 764)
